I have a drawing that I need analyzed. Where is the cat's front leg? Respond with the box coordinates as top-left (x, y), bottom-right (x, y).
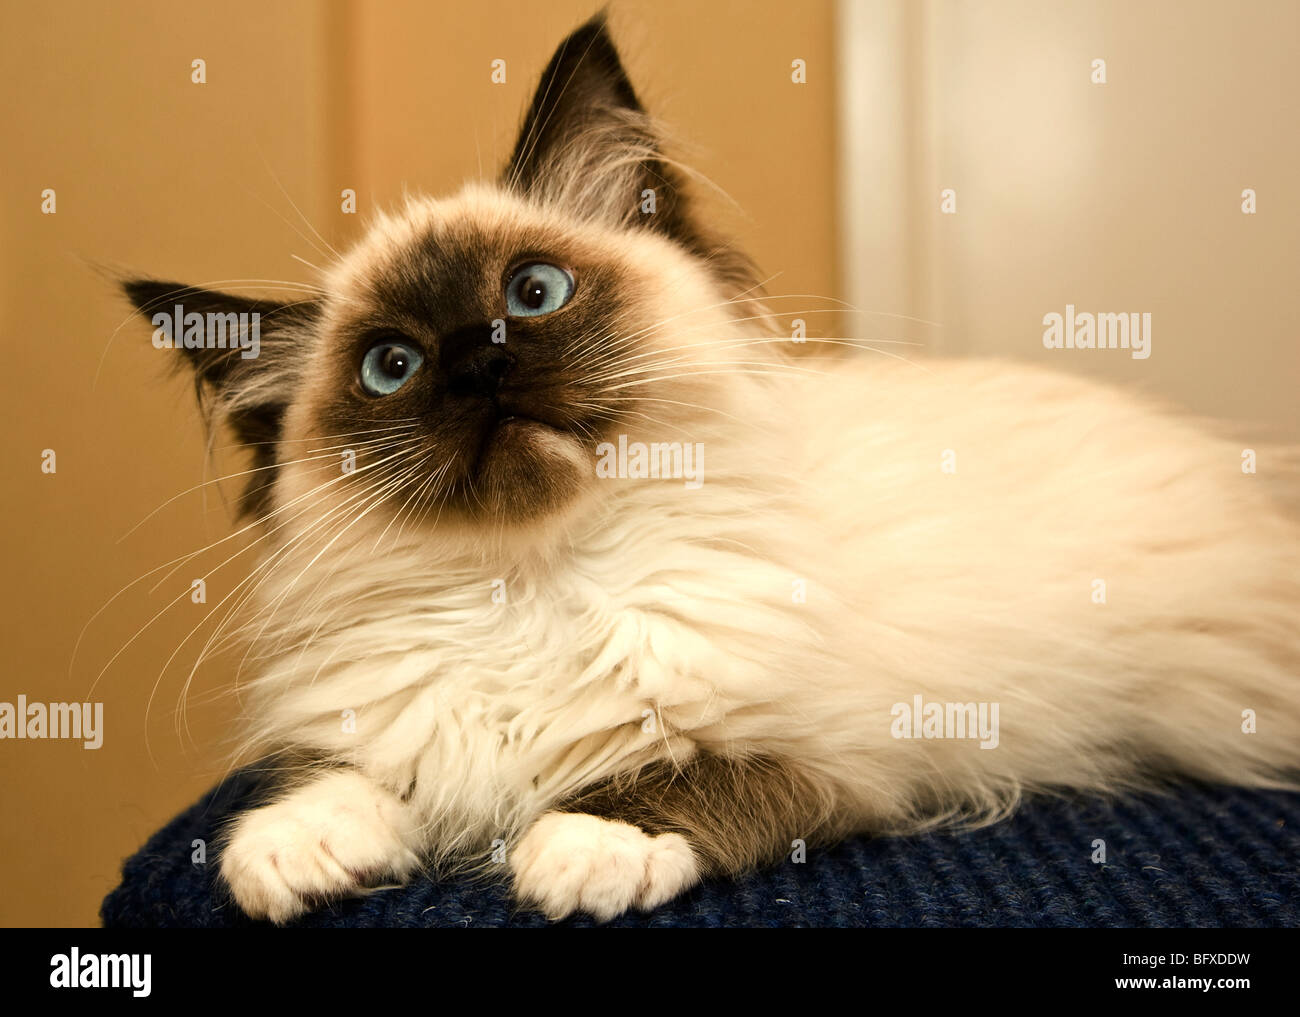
top-left (511, 753), bottom-right (838, 921)
top-left (219, 769), bottom-right (421, 924)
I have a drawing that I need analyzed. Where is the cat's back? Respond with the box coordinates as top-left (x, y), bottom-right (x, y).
top-left (774, 354), bottom-right (1299, 614)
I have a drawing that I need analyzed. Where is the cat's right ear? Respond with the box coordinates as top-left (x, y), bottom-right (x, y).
top-left (121, 278), bottom-right (319, 446)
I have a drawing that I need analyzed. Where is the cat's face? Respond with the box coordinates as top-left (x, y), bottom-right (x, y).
top-left (280, 185), bottom-right (733, 527)
top-left (123, 17), bottom-right (759, 542)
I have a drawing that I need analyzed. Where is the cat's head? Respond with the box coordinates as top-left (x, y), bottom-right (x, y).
top-left (123, 15), bottom-right (762, 543)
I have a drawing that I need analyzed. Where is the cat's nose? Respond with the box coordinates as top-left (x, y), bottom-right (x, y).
top-left (439, 324), bottom-right (515, 398)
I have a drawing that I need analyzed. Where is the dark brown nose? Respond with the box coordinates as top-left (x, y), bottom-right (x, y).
top-left (439, 324), bottom-right (515, 398)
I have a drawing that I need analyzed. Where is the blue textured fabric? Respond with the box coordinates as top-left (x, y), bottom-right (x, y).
top-left (101, 771), bottom-right (1300, 927)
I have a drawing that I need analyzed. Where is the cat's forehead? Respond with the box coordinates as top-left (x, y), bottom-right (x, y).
top-left (327, 184), bottom-right (617, 310)
top-left (317, 181), bottom-right (712, 341)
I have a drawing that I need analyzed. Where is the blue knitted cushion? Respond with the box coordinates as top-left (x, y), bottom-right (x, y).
top-left (101, 770), bottom-right (1300, 927)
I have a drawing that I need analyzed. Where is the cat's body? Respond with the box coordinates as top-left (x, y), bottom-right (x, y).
top-left (123, 17), bottom-right (1299, 923)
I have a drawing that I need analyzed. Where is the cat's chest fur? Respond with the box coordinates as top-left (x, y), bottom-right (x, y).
top-left (239, 489), bottom-right (814, 850)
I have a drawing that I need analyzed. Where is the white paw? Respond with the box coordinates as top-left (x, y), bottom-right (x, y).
top-left (511, 812), bottom-right (700, 921)
top-left (219, 771), bottom-right (420, 924)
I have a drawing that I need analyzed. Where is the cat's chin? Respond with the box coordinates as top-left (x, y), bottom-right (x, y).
top-left (458, 416), bottom-right (593, 525)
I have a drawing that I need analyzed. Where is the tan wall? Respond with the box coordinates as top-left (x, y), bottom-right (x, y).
top-left (0, 0), bottom-right (836, 926)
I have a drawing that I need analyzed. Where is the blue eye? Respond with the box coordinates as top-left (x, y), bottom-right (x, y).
top-left (360, 340), bottom-right (423, 396)
top-left (505, 262), bottom-right (575, 317)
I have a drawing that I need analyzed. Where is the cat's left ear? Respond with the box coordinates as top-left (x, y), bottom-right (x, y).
top-left (504, 14), bottom-right (722, 266)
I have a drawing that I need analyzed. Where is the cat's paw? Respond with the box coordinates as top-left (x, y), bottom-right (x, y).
top-left (511, 812), bottom-right (700, 921)
top-left (219, 770), bottom-right (420, 924)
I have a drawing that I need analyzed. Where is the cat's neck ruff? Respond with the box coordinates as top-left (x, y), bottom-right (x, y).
top-left (237, 439), bottom-right (820, 853)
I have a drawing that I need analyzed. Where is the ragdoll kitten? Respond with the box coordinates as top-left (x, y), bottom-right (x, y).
top-left (122, 15), bottom-right (1300, 923)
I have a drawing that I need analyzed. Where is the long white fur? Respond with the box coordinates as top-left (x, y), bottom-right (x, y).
top-left (219, 184), bottom-right (1300, 923)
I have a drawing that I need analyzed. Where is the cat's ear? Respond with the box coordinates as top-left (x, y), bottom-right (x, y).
top-left (121, 278), bottom-right (319, 447)
top-left (504, 14), bottom-right (731, 270)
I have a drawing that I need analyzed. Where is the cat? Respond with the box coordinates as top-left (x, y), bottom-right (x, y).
top-left (120, 14), bottom-right (1300, 923)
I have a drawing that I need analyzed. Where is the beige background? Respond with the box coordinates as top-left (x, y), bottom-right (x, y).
top-left (0, 0), bottom-right (1294, 926)
top-left (841, 0), bottom-right (1299, 440)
